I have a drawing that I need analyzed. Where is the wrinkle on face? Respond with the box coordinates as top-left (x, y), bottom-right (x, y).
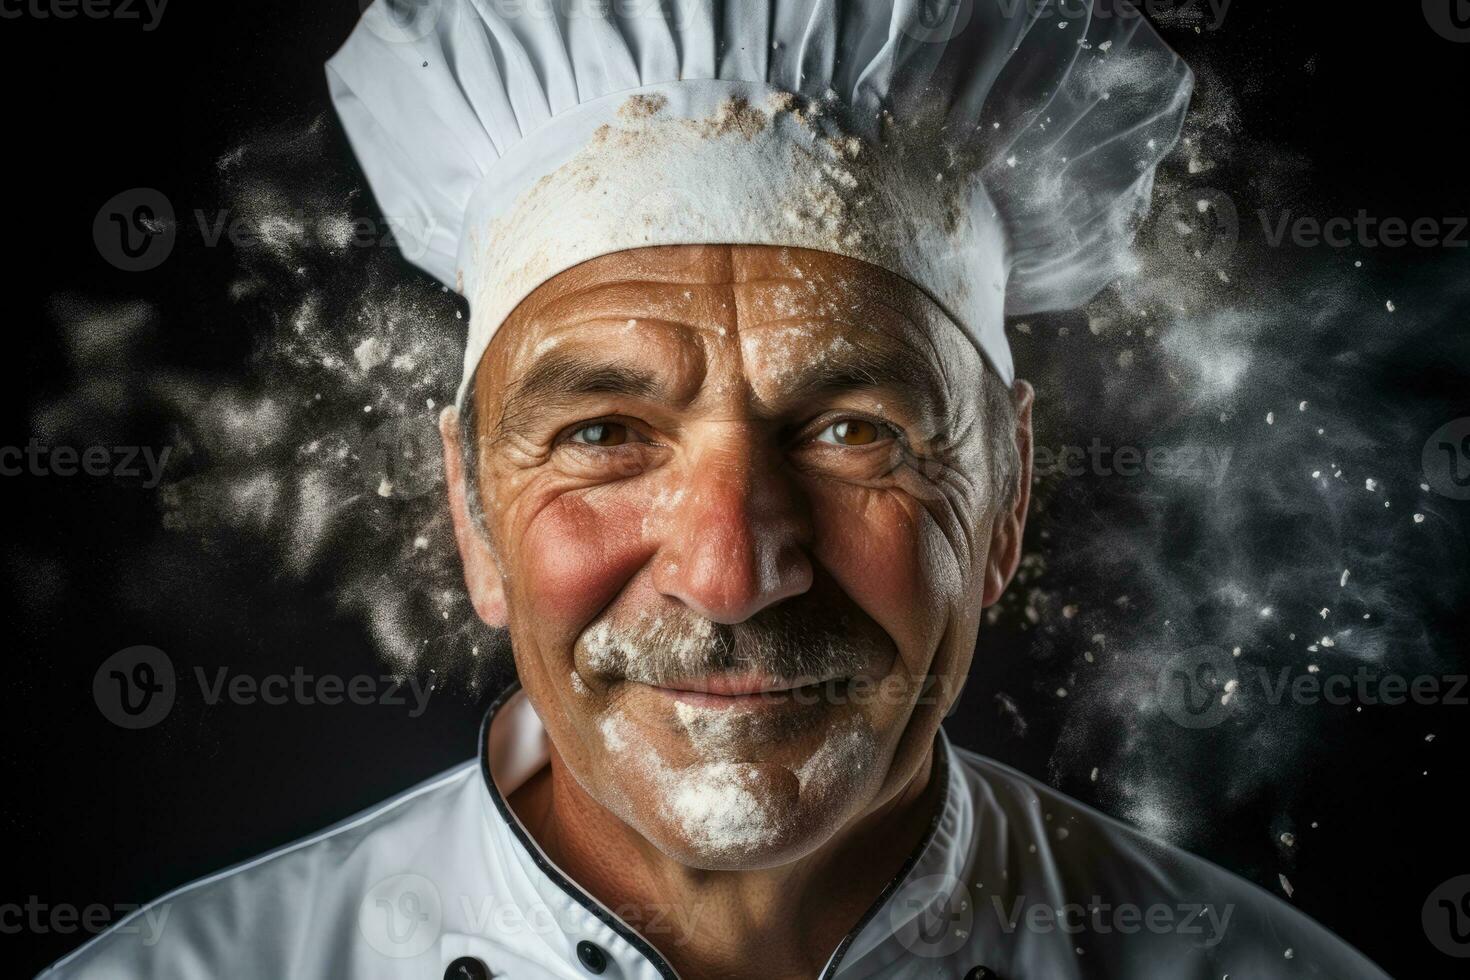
top-left (468, 244), bottom-right (1008, 868)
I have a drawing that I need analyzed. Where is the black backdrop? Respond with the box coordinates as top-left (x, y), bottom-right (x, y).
top-left (3, 3), bottom-right (1468, 978)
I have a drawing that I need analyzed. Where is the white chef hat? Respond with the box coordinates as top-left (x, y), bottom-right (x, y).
top-left (327, 0), bottom-right (1192, 404)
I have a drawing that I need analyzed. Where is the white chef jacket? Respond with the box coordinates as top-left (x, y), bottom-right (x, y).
top-left (39, 683), bottom-right (1389, 979)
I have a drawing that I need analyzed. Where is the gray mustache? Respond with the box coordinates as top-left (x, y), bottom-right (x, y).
top-left (580, 604), bottom-right (882, 687)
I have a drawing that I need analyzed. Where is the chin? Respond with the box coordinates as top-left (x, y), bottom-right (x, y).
top-left (641, 787), bottom-right (846, 872)
top-left (588, 696), bottom-right (886, 869)
top-left (616, 743), bottom-right (884, 871)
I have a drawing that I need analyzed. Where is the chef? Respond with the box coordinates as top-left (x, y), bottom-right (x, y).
top-left (41, 1), bottom-right (1390, 978)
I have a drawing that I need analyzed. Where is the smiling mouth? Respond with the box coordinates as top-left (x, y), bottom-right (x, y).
top-left (650, 673), bottom-right (847, 707)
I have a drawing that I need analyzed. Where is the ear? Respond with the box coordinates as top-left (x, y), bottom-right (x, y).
top-left (439, 406), bottom-right (508, 627)
top-left (982, 380), bottom-right (1034, 608)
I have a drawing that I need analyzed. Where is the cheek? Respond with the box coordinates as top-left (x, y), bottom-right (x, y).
top-left (514, 487), bottom-right (653, 630)
top-left (809, 487), bottom-right (973, 657)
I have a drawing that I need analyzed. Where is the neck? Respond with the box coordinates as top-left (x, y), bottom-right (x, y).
top-left (509, 740), bottom-right (943, 979)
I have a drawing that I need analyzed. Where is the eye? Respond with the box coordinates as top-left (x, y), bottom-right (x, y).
top-left (567, 421), bottom-right (635, 447)
top-left (815, 417), bottom-right (891, 447)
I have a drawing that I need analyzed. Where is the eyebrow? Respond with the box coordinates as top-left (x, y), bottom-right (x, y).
top-left (492, 349), bottom-right (665, 438)
top-left (777, 331), bottom-right (947, 416)
top-left (488, 325), bottom-right (949, 438)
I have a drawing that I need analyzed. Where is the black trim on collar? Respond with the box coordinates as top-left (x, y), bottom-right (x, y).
top-left (478, 680), bottom-right (682, 979)
top-left (818, 735), bottom-right (952, 979)
top-left (476, 679), bottom-right (953, 980)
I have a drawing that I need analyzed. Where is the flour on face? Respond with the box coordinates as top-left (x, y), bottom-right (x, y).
top-left (598, 699), bottom-right (877, 860)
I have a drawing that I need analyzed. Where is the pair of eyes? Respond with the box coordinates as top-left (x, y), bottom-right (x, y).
top-left (566, 417), bottom-right (894, 448)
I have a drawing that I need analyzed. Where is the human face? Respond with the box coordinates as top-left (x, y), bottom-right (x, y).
top-left (442, 245), bottom-right (1030, 870)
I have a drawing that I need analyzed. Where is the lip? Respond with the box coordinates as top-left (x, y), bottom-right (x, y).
top-left (659, 673), bottom-right (806, 696)
top-left (649, 673), bottom-right (843, 708)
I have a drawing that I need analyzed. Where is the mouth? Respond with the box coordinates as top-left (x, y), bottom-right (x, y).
top-left (650, 673), bottom-right (847, 708)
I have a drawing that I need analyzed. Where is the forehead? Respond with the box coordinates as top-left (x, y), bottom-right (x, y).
top-left (521, 242), bottom-right (917, 293)
top-left (475, 244), bottom-right (979, 410)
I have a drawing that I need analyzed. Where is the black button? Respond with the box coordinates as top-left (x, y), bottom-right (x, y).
top-left (964, 969), bottom-right (1000, 980)
top-left (576, 940), bottom-right (609, 974)
top-left (444, 957), bottom-right (492, 980)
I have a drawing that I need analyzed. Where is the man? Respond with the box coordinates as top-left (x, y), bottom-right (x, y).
top-left (42, 1), bottom-right (1390, 978)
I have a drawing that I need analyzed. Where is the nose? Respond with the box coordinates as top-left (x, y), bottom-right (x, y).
top-left (649, 439), bottom-right (813, 624)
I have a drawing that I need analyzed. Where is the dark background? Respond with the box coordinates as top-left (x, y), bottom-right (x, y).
top-left (2, 2), bottom-right (1468, 977)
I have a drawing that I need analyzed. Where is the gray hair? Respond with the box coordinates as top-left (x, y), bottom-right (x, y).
top-left (979, 363), bottom-right (1023, 521)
